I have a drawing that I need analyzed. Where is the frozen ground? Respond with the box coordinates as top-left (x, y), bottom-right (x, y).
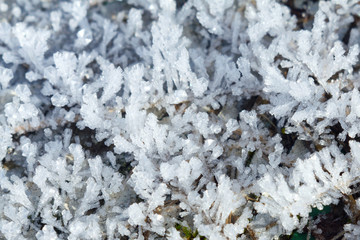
top-left (0, 0), bottom-right (360, 239)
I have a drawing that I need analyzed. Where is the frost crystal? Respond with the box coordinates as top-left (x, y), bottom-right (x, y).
top-left (1, 0), bottom-right (360, 239)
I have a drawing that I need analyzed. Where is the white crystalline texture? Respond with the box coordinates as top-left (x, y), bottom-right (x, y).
top-left (256, 145), bottom-right (354, 232)
top-left (113, 134), bottom-right (135, 153)
top-left (12, 23), bottom-right (50, 72)
top-left (50, 11), bottom-right (62, 32)
top-left (191, 77), bottom-right (208, 97)
top-left (89, 156), bottom-right (103, 183)
top-left (68, 216), bottom-right (101, 240)
top-left (51, 92), bottom-right (69, 107)
top-left (97, 57), bottom-right (123, 103)
top-left (36, 225), bottom-right (59, 240)
top-left (75, 28), bottom-right (93, 48)
top-left (128, 203), bottom-right (146, 226)
top-left (5, 99), bottom-right (39, 130)
top-left (193, 112), bottom-right (210, 137)
top-left (345, 222), bottom-right (360, 240)
top-left (14, 84), bottom-right (32, 103)
top-left (53, 51), bottom-right (77, 80)
top-left (0, 67), bottom-right (13, 89)
top-left (0, 126), bottom-right (12, 161)
top-left (69, 143), bottom-right (85, 174)
top-left (1, 0), bottom-right (360, 239)
top-left (167, 227), bottom-right (183, 240)
top-left (18, 103), bottom-right (39, 120)
top-left (80, 92), bottom-right (104, 129)
top-left (25, 71), bottom-right (42, 82)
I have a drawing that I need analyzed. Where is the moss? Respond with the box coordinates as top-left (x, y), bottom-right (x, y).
top-left (245, 150), bottom-right (256, 167)
top-left (175, 223), bottom-right (207, 240)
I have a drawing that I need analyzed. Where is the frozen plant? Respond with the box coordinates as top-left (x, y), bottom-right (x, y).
top-left (0, 0), bottom-right (360, 239)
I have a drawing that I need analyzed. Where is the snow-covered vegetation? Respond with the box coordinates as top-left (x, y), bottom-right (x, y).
top-left (1, 0), bottom-right (360, 239)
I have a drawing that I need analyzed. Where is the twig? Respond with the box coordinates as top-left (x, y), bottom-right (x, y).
top-left (329, 230), bottom-right (345, 240)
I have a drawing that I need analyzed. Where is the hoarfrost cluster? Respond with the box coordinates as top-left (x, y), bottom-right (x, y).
top-left (0, 0), bottom-right (360, 239)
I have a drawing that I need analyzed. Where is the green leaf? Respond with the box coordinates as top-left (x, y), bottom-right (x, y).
top-left (290, 232), bottom-right (314, 240)
top-left (309, 205), bottom-right (331, 218)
